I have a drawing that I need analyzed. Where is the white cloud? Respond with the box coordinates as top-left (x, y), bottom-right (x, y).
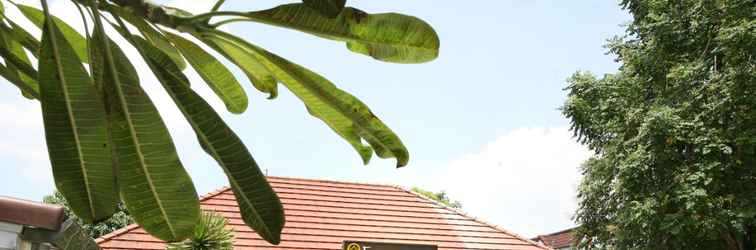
top-left (435, 127), bottom-right (593, 237)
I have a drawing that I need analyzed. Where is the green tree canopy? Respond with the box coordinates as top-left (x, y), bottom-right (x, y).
top-left (562, 0), bottom-right (754, 249)
top-left (411, 187), bottom-right (462, 209)
top-left (43, 191), bottom-right (134, 239)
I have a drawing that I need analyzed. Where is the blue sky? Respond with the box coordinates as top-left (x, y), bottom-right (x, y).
top-left (0, 0), bottom-right (629, 237)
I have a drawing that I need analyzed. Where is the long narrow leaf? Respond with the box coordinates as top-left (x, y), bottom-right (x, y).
top-left (7, 20), bottom-right (40, 56)
top-left (205, 31), bottom-right (409, 167)
top-left (0, 64), bottom-right (38, 99)
top-left (38, 9), bottom-right (115, 223)
top-left (17, 4), bottom-right (89, 63)
top-left (91, 12), bottom-right (199, 242)
top-left (132, 37), bottom-right (285, 244)
top-left (198, 35), bottom-right (278, 99)
top-left (108, 6), bottom-right (187, 70)
top-left (243, 3), bottom-right (439, 63)
top-left (164, 32), bottom-right (248, 114)
top-left (0, 25), bottom-right (38, 98)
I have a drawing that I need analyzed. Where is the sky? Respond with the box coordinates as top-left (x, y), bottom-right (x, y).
top-left (0, 0), bottom-right (630, 238)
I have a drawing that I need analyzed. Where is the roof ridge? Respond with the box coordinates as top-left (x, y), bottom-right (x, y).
top-left (395, 185), bottom-right (553, 250)
top-left (538, 226), bottom-right (578, 237)
top-left (266, 175), bottom-right (396, 188)
top-left (200, 186), bottom-right (231, 201)
top-left (95, 223), bottom-right (141, 244)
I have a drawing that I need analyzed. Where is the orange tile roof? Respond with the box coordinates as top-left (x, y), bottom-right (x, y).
top-left (532, 228), bottom-right (576, 249)
top-left (97, 176), bottom-right (550, 250)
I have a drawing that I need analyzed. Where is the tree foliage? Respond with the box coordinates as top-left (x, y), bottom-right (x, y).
top-left (0, 0), bottom-right (439, 244)
top-left (43, 191), bottom-right (134, 239)
top-left (411, 187), bottom-right (462, 209)
top-left (562, 0), bottom-right (754, 249)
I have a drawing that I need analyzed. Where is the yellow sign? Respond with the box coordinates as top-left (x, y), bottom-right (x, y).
top-left (346, 243), bottom-right (362, 250)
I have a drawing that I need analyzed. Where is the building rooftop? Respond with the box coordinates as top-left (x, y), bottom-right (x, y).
top-left (97, 176), bottom-right (549, 250)
top-left (532, 227), bottom-right (577, 249)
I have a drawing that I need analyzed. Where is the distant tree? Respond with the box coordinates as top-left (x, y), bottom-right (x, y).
top-left (43, 191), bottom-right (134, 239)
top-left (411, 187), bottom-right (462, 209)
top-left (166, 211), bottom-right (234, 250)
top-left (562, 0), bottom-right (755, 249)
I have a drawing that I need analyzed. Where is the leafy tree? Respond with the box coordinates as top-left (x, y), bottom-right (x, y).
top-left (562, 0), bottom-right (754, 249)
top-left (166, 211), bottom-right (234, 250)
top-left (43, 191), bottom-right (134, 239)
top-left (0, 0), bottom-right (438, 244)
top-left (411, 187), bottom-right (462, 209)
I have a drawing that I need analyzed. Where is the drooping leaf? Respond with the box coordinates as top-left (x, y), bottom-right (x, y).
top-left (0, 29), bottom-right (37, 77)
top-left (38, 11), bottom-right (115, 223)
top-left (198, 35), bottom-right (278, 99)
top-left (7, 20), bottom-right (41, 56)
top-left (243, 3), bottom-right (439, 63)
top-left (303, 0), bottom-right (346, 18)
top-left (164, 32), bottom-right (248, 113)
top-left (91, 13), bottom-right (199, 242)
top-left (0, 63), bottom-right (38, 99)
top-left (109, 6), bottom-right (187, 70)
top-left (206, 31), bottom-right (409, 167)
top-left (17, 4), bottom-right (89, 63)
top-left (132, 37), bottom-right (285, 244)
top-left (0, 24), bottom-right (38, 98)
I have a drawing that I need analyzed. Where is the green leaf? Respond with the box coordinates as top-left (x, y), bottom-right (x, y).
top-left (109, 6), bottom-right (187, 70)
top-left (17, 4), bottom-right (89, 63)
top-left (303, 0), bottom-right (346, 18)
top-left (38, 12), bottom-right (115, 223)
top-left (0, 63), bottom-right (38, 99)
top-left (206, 31), bottom-right (409, 167)
top-left (199, 34), bottom-right (278, 99)
top-left (0, 24), bottom-right (38, 98)
top-left (164, 32), bottom-right (248, 114)
top-left (244, 3), bottom-right (439, 63)
top-left (91, 13), bottom-right (199, 242)
top-left (7, 20), bottom-right (41, 56)
top-left (132, 37), bottom-right (285, 244)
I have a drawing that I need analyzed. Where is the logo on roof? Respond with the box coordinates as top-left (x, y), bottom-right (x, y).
top-left (346, 242), bottom-right (363, 250)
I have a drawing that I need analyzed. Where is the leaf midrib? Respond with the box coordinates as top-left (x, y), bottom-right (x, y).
top-left (148, 57), bottom-right (274, 241)
top-left (96, 24), bottom-right (177, 238)
top-left (44, 17), bottom-right (97, 219)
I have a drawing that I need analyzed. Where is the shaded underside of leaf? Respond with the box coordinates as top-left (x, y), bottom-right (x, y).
top-left (198, 34), bottom-right (278, 99)
top-left (92, 15), bottom-right (199, 242)
top-left (17, 4), bottom-right (89, 63)
top-left (38, 13), bottom-right (115, 223)
top-left (303, 0), bottom-right (346, 18)
top-left (206, 31), bottom-right (409, 167)
top-left (245, 3), bottom-right (439, 63)
top-left (132, 37), bottom-right (285, 244)
top-left (164, 32), bottom-right (248, 114)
